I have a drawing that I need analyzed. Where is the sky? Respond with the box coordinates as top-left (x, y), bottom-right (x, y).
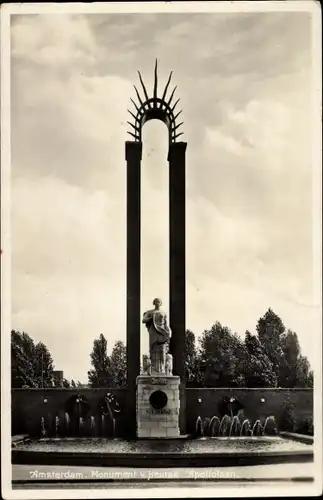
top-left (10, 8), bottom-right (320, 382)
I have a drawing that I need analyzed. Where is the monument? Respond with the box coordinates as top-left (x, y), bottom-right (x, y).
top-left (142, 298), bottom-right (171, 375)
top-left (137, 298), bottom-right (180, 438)
top-left (125, 61), bottom-right (187, 437)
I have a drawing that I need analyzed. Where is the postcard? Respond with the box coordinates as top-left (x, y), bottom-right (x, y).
top-left (1, 1), bottom-right (322, 498)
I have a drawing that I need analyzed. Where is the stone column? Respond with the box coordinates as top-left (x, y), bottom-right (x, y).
top-left (168, 141), bottom-right (187, 434)
top-left (126, 141), bottom-right (142, 438)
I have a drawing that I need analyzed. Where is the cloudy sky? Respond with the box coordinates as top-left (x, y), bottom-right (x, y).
top-left (10, 7), bottom-right (319, 382)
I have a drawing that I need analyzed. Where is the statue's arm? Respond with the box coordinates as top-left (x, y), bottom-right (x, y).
top-left (142, 311), bottom-right (152, 324)
top-left (164, 314), bottom-right (172, 335)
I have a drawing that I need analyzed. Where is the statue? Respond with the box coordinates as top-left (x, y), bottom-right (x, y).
top-left (142, 298), bottom-right (171, 374)
top-left (165, 353), bottom-right (173, 375)
top-left (142, 354), bottom-right (151, 375)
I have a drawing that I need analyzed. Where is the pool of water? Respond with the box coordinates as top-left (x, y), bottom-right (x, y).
top-left (14, 436), bottom-right (312, 454)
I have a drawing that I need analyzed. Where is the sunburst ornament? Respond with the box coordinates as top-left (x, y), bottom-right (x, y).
top-left (127, 59), bottom-right (184, 143)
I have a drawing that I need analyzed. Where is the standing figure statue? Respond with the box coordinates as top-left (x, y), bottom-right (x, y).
top-left (142, 298), bottom-right (172, 374)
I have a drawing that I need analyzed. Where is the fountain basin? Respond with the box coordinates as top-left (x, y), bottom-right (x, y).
top-left (12, 436), bottom-right (313, 468)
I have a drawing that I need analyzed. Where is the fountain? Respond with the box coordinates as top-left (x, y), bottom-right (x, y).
top-left (240, 419), bottom-right (252, 436)
top-left (55, 415), bottom-right (59, 437)
top-left (264, 415), bottom-right (278, 435)
top-left (76, 396), bottom-right (81, 436)
top-left (229, 415), bottom-right (241, 437)
top-left (209, 416), bottom-right (221, 436)
top-left (194, 414), bottom-right (278, 439)
top-left (64, 412), bottom-right (70, 435)
top-left (90, 416), bottom-right (96, 437)
top-left (36, 393), bottom-right (120, 439)
top-left (219, 415), bottom-right (232, 436)
top-left (252, 419), bottom-right (264, 437)
top-left (79, 417), bottom-right (84, 436)
top-left (101, 393), bottom-right (117, 437)
top-left (97, 392), bottom-right (120, 438)
top-left (12, 388), bottom-right (313, 469)
top-left (13, 402), bottom-right (313, 469)
top-left (40, 416), bottom-right (46, 437)
top-left (11, 63), bottom-right (314, 475)
top-left (202, 417), bottom-right (210, 436)
top-left (101, 414), bottom-right (106, 437)
top-left (195, 416), bottom-right (204, 437)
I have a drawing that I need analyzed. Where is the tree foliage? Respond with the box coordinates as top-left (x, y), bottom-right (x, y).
top-left (88, 333), bottom-right (111, 387)
top-left (256, 308), bottom-right (285, 377)
top-left (180, 309), bottom-right (312, 388)
top-left (109, 340), bottom-right (127, 388)
top-left (198, 322), bottom-right (247, 387)
top-left (88, 335), bottom-right (127, 388)
top-left (256, 310), bottom-right (312, 387)
top-left (184, 329), bottom-right (201, 386)
top-left (243, 331), bottom-right (277, 387)
top-left (11, 330), bottom-right (54, 388)
top-left (12, 307), bottom-right (313, 390)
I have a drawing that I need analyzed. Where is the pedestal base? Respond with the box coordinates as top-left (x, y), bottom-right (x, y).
top-left (136, 375), bottom-right (180, 438)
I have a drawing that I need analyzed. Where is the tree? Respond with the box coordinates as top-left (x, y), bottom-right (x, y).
top-left (279, 330), bottom-right (313, 387)
top-left (184, 329), bottom-right (201, 386)
top-left (199, 322), bottom-right (247, 387)
top-left (109, 340), bottom-right (127, 388)
top-left (88, 333), bottom-right (112, 387)
top-left (11, 330), bottom-right (36, 388)
top-left (279, 330), bottom-right (300, 387)
top-left (279, 393), bottom-right (297, 432)
top-left (11, 330), bottom-right (54, 388)
top-left (256, 308), bottom-right (285, 377)
top-left (33, 342), bottom-right (55, 387)
top-left (243, 331), bottom-right (277, 387)
top-left (295, 355), bottom-right (313, 388)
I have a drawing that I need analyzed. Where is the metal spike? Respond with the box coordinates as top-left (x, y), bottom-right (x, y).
top-left (171, 98), bottom-right (180, 112)
top-left (127, 121), bottom-right (140, 132)
top-left (161, 71), bottom-right (173, 103)
top-left (167, 86), bottom-right (177, 107)
top-left (128, 109), bottom-right (138, 122)
top-left (174, 121), bottom-right (183, 131)
top-left (174, 110), bottom-right (183, 121)
top-left (130, 98), bottom-right (141, 114)
top-left (173, 132), bottom-right (184, 140)
top-left (127, 131), bottom-right (138, 140)
top-left (134, 85), bottom-right (144, 106)
top-left (137, 71), bottom-right (151, 107)
top-left (153, 59), bottom-right (158, 103)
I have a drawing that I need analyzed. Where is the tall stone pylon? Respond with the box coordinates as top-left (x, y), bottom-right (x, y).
top-left (125, 61), bottom-right (187, 437)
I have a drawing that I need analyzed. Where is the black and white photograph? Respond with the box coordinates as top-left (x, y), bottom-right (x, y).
top-left (1, 1), bottom-right (322, 498)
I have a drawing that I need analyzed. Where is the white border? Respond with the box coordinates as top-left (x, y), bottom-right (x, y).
top-left (1, 1), bottom-right (322, 498)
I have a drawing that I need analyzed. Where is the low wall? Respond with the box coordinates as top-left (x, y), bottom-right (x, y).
top-left (185, 388), bottom-right (313, 434)
top-left (11, 388), bottom-right (128, 437)
top-left (11, 387), bottom-right (313, 437)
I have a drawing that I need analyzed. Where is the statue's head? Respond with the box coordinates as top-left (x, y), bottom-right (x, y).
top-left (153, 298), bottom-right (162, 308)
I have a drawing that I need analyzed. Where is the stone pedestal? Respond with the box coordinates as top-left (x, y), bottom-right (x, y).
top-left (136, 375), bottom-right (180, 438)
